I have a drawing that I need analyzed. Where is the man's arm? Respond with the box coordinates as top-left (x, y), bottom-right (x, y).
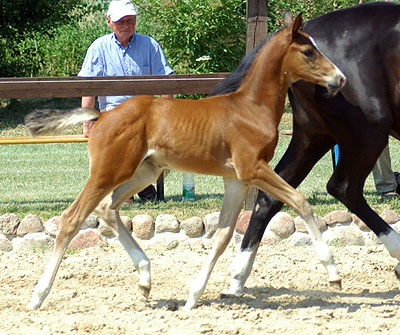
top-left (82, 96), bottom-right (96, 137)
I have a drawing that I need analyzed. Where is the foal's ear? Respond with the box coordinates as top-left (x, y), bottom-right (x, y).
top-left (291, 14), bottom-right (303, 36)
top-left (283, 11), bottom-right (293, 28)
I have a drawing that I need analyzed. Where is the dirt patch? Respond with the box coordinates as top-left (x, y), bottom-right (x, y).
top-left (1, 241), bottom-right (400, 334)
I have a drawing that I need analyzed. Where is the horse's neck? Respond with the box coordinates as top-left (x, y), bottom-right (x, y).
top-left (236, 33), bottom-right (289, 121)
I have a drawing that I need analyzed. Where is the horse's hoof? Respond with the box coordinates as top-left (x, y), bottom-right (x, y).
top-left (329, 279), bottom-right (342, 290)
top-left (220, 291), bottom-right (240, 299)
top-left (27, 295), bottom-right (44, 311)
top-left (138, 284), bottom-right (151, 299)
top-left (27, 301), bottom-right (39, 311)
top-left (395, 269), bottom-right (400, 280)
top-left (182, 302), bottom-right (196, 311)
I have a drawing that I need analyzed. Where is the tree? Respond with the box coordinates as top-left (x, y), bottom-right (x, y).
top-left (0, 0), bottom-right (84, 76)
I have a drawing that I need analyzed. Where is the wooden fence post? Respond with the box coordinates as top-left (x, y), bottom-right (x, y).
top-left (244, 0), bottom-right (268, 210)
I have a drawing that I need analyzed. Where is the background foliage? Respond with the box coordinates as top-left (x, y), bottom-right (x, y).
top-left (0, 0), bottom-right (381, 78)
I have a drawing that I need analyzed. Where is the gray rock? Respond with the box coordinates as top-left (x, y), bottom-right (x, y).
top-left (132, 214), bottom-right (154, 240)
top-left (82, 214), bottom-right (99, 230)
top-left (44, 216), bottom-right (61, 237)
top-left (294, 215), bottom-right (326, 233)
top-left (0, 213), bottom-right (20, 235)
top-left (235, 210), bottom-right (252, 234)
top-left (155, 214), bottom-right (179, 234)
top-left (12, 232), bottom-right (54, 253)
top-left (0, 233), bottom-right (12, 252)
top-left (324, 224), bottom-right (365, 246)
top-left (380, 209), bottom-right (399, 225)
top-left (288, 231), bottom-right (313, 246)
top-left (353, 214), bottom-right (369, 231)
top-left (261, 229), bottom-right (281, 245)
top-left (69, 229), bottom-right (107, 250)
top-left (98, 216), bottom-right (132, 237)
top-left (17, 214), bottom-right (43, 236)
top-left (268, 212), bottom-right (295, 239)
top-left (180, 216), bottom-right (204, 238)
top-left (204, 212), bottom-right (220, 238)
top-left (323, 210), bottom-right (352, 226)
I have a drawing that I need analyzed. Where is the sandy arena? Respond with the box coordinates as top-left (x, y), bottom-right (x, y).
top-left (1, 239), bottom-right (400, 334)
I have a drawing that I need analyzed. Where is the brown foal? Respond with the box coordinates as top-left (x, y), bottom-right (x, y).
top-left (25, 13), bottom-right (346, 311)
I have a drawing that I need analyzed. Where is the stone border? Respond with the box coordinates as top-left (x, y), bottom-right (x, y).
top-left (1, 209), bottom-right (400, 253)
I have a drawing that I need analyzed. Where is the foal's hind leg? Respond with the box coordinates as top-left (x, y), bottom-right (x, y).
top-left (94, 160), bottom-right (164, 297)
top-left (27, 178), bottom-right (115, 310)
top-left (184, 178), bottom-right (248, 310)
top-left (246, 161), bottom-right (341, 286)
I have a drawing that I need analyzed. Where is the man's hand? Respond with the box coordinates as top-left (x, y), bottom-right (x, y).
top-left (82, 96), bottom-right (96, 137)
top-left (83, 121), bottom-right (95, 138)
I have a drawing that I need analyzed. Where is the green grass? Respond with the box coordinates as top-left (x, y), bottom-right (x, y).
top-left (1, 97), bottom-right (400, 221)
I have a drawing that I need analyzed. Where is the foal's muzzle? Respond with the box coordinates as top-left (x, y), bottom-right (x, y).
top-left (327, 74), bottom-right (346, 96)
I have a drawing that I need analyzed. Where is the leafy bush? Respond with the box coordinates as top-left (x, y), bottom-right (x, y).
top-left (136, 0), bottom-right (246, 74)
top-left (0, 0), bottom-right (87, 76)
top-left (0, 0), bottom-right (387, 77)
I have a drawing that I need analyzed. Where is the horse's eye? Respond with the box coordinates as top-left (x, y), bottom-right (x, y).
top-left (302, 49), bottom-right (314, 57)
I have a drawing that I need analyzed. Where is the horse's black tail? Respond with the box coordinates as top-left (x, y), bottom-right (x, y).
top-left (25, 108), bottom-right (100, 136)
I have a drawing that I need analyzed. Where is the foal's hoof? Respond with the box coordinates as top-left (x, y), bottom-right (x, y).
top-left (139, 284), bottom-right (151, 299)
top-left (27, 301), bottom-right (40, 311)
top-left (329, 279), bottom-right (342, 290)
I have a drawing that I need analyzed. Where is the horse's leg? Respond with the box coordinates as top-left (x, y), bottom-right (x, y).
top-left (28, 135), bottom-right (149, 310)
top-left (94, 160), bottom-right (163, 297)
top-left (184, 178), bottom-right (248, 310)
top-left (241, 159), bottom-right (340, 290)
top-left (224, 131), bottom-right (335, 297)
top-left (327, 137), bottom-right (400, 278)
top-left (27, 176), bottom-right (117, 310)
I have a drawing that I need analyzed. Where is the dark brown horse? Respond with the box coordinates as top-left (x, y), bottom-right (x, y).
top-left (211, 2), bottom-right (400, 298)
top-left (25, 13), bottom-right (345, 311)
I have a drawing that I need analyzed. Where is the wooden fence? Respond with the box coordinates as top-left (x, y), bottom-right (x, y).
top-left (0, 74), bottom-right (227, 200)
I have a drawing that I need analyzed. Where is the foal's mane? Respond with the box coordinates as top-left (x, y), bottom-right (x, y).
top-left (209, 30), bottom-right (279, 97)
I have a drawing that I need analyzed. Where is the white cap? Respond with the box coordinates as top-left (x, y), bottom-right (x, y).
top-left (107, 1), bottom-right (137, 22)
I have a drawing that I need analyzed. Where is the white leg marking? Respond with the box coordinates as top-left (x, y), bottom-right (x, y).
top-left (222, 245), bottom-right (259, 297)
top-left (301, 213), bottom-right (341, 284)
top-left (27, 248), bottom-right (66, 310)
top-left (116, 220), bottom-right (151, 296)
top-left (379, 230), bottom-right (400, 278)
top-left (183, 179), bottom-right (248, 310)
top-left (379, 230), bottom-right (400, 259)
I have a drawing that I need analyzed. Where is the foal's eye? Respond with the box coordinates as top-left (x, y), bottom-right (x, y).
top-left (302, 49), bottom-right (314, 57)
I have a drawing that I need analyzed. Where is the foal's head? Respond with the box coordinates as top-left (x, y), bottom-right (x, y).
top-left (282, 12), bottom-right (346, 95)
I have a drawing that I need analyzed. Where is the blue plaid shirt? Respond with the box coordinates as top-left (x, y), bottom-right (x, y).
top-left (78, 32), bottom-right (173, 110)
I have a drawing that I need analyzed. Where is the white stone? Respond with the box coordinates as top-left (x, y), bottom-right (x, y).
top-left (12, 232), bottom-right (54, 253)
top-left (204, 212), bottom-right (220, 238)
top-left (155, 214), bottom-right (179, 233)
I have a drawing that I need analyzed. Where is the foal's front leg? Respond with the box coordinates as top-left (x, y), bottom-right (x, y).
top-left (247, 161), bottom-right (341, 286)
top-left (183, 178), bottom-right (248, 310)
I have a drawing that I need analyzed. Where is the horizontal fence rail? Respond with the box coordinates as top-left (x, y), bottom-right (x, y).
top-left (0, 73), bottom-right (228, 98)
top-left (0, 135), bottom-right (88, 145)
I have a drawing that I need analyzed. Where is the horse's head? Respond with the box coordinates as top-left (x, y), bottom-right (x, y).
top-left (282, 12), bottom-right (346, 95)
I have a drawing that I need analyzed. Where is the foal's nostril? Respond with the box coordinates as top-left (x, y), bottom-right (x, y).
top-left (340, 76), bottom-right (346, 88)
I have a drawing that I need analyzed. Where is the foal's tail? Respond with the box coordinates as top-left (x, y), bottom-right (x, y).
top-left (25, 108), bottom-right (100, 136)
